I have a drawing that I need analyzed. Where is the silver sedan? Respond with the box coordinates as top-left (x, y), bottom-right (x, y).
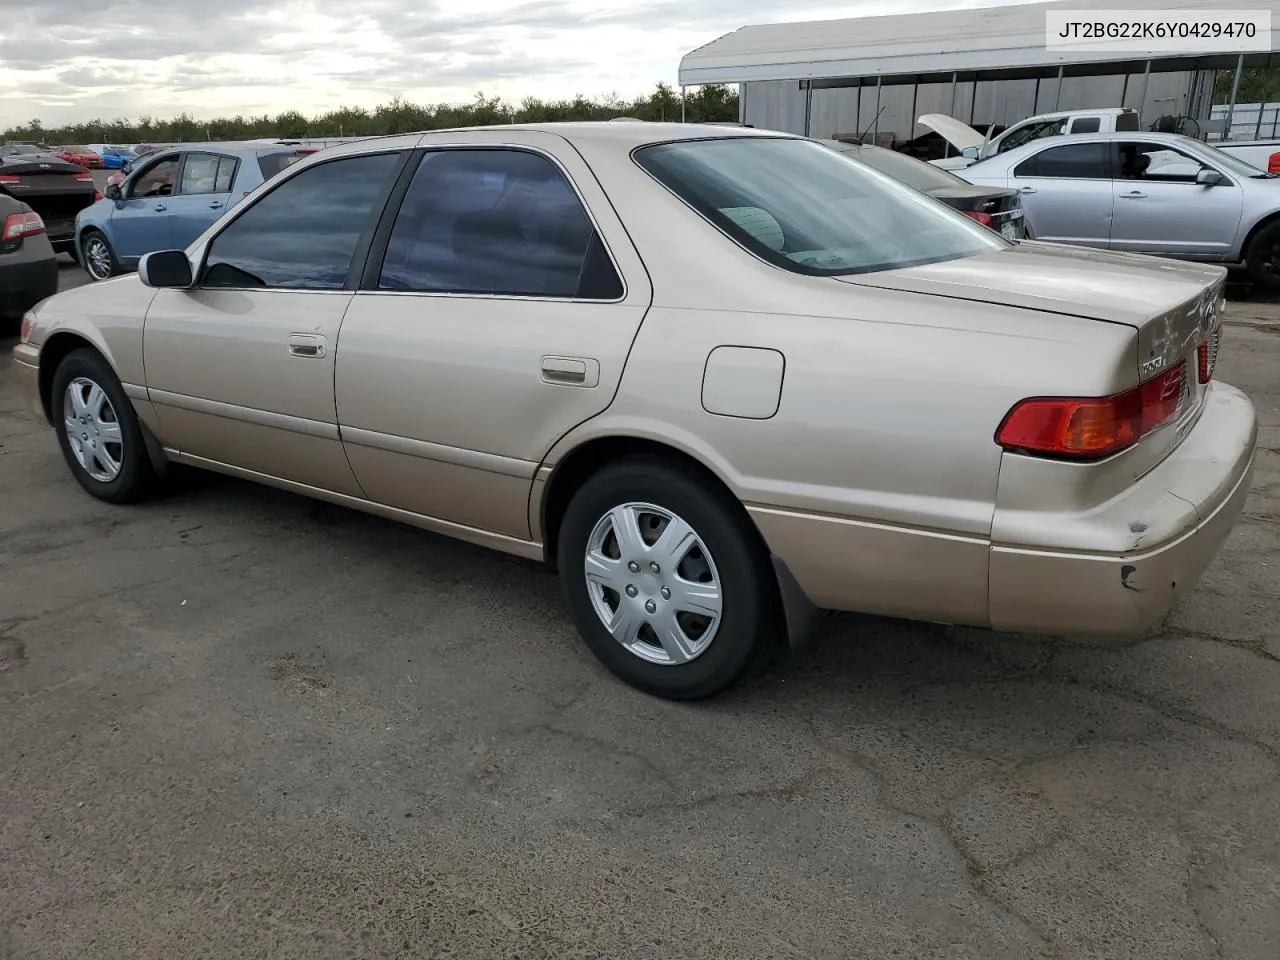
top-left (958, 130), bottom-right (1280, 286)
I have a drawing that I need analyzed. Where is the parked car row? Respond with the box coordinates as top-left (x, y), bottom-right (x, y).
top-left (76, 142), bottom-right (316, 280)
top-left (12, 122), bottom-right (1256, 701)
top-left (955, 130), bottom-right (1280, 286)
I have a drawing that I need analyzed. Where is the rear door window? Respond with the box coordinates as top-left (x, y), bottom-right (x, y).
top-left (376, 148), bottom-right (623, 299)
top-left (1068, 117), bottom-right (1102, 134)
top-left (201, 152), bottom-right (402, 290)
top-left (178, 153), bottom-right (228, 195)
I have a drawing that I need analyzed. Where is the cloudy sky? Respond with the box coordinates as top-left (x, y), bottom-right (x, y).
top-left (0, 0), bottom-right (1031, 128)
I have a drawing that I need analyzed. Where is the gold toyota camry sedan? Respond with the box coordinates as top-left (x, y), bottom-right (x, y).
top-left (12, 122), bottom-right (1257, 700)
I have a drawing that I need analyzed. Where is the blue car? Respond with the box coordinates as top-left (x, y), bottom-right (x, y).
top-left (99, 146), bottom-right (135, 170)
top-left (75, 142), bottom-right (316, 281)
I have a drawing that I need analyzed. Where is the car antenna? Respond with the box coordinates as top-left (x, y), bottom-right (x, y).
top-left (856, 106), bottom-right (886, 145)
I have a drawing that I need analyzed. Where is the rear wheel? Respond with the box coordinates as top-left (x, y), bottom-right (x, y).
top-left (81, 230), bottom-right (120, 282)
top-left (556, 457), bottom-right (778, 700)
top-left (51, 348), bottom-right (158, 503)
top-left (1246, 220), bottom-right (1280, 289)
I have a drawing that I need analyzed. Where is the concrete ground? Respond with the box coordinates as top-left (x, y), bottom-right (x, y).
top-left (2, 263), bottom-right (1279, 960)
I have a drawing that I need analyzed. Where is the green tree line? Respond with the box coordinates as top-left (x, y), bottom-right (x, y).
top-left (3, 83), bottom-right (738, 145)
top-left (1213, 67), bottom-right (1280, 103)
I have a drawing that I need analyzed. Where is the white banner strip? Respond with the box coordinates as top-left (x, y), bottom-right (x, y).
top-left (1045, 10), bottom-right (1272, 53)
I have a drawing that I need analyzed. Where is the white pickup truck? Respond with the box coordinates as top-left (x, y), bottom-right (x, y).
top-left (923, 107), bottom-right (1142, 169)
top-left (1212, 140), bottom-right (1280, 173)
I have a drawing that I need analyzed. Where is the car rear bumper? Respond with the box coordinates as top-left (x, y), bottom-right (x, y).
top-left (748, 381), bottom-right (1256, 637)
top-left (988, 380), bottom-right (1257, 635)
top-left (0, 255), bottom-right (58, 318)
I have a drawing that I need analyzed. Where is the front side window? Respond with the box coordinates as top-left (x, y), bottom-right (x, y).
top-left (202, 152), bottom-right (402, 290)
top-left (635, 137), bottom-right (1006, 277)
top-left (128, 156), bottom-right (179, 198)
top-left (378, 148), bottom-right (622, 299)
top-left (1015, 142), bottom-right (1110, 179)
top-left (1115, 142), bottom-right (1208, 182)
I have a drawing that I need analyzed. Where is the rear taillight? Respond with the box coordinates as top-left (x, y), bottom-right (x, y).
top-left (1269, 152), bottom-right (1280, 175)
top-left (1198, 330), bottom-right (1221, 383)
top-left (962, 210), bottom-right (995, 228)
top-left (0, 175), bottom-right (20, 184)
top-left (2, 211), bottom-right (45, 241)
top-left (996, 361), bottom-right (1186, 460)
top-left (73, 173), bottom-right (94, 182)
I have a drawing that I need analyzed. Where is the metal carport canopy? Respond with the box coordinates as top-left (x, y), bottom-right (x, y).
top-left (678, 0), bottom-right (1280, 86)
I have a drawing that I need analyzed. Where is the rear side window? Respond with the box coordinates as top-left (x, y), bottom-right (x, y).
top-left (1015, 142), bottom-right (1110, 179)
top-left (179, 153), bottom-right (236, 195)
top-left (1069, 117), bottom-right (1102, 134)
top-left (202, 152), bottom-right (401, 290)
top-left (257, 150), bottom-right (314, 179)
top-left (377, 148), bottom-right (622, 299)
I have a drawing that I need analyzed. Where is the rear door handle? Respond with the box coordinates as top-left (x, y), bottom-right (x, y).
top-left (541, 355), bottom-right (599, 387)
top-left (209, 201), bottom-right (223, 209)
top-left (153, 203), bottom-right (167, 211)
top-left (288, 333), bottom-right (327, 358)
top-left (1120, 191), bottom-right (1147, 199)
top-left (1020, 186), bottom-right (1037, 194)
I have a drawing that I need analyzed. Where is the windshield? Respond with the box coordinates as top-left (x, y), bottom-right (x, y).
top-left (634, 137), bottom-right (1006, 277)
top-left (836, 144), bottom-right (970, 191)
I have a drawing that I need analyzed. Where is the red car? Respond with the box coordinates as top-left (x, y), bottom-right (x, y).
top-left (54, 145), bottom-right (102, 169)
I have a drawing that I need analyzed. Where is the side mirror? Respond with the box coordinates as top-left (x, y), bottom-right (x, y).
top-left (961, 146), bottom-right (980, 160)
top-left (103, 183), bottom-right (122, 200)
top-left (138, 250), bottom-right (193, 289)
top-left (1196, 168), bottom-right (1225, 186)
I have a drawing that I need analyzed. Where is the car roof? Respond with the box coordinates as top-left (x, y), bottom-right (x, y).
top-left (407, 121), bottom-right (794, 148)
top-left (984, 129), bottom-right (1199, 162)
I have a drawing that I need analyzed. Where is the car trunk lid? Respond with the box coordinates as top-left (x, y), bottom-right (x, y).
top-left (0, 159), bottom-right (97, 241)
top-left (839, 242), bottom-right (1226, 472)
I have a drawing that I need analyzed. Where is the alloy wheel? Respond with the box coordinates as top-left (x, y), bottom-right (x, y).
top-left (84, 236), bottom-right (112, 280)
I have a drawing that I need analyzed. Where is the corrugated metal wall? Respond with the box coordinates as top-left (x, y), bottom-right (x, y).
top-left (742, 70), bottom-right (1210, 142)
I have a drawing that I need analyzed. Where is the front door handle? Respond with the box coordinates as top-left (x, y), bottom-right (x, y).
top-left (288, 333), bottom-right (327, 359)
top-left (153, 203), bottom-right (167, 211)
top-left (209, 201), bottom-right (223, 209)
top-left (1020, 186), bottom-right (1037, 194)
top-left (1119, 191), bottom-right (1147, 199)
top-left (541, 355), bottom-right (599, 388)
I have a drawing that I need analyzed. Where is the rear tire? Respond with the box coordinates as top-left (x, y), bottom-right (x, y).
top-left (81, 230), bottom-right (120, 282)
top-left (556, 457), bottom-right (778, 700)
top-left (51, 348), bottom-right (158, 504)
top-left (1246, 220), bottom-right (1280, 289)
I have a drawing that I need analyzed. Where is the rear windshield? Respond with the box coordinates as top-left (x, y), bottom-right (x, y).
top-left (257, 150), bottom-right (314, 179)
top-left (1116, 112), bottom-right (1141, 131)
top-left (634, 137), bottom-right (1006, 277)
top-left (837, 144), bottom-right (970, 192)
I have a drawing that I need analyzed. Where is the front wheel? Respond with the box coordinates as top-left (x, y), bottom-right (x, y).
top-left (81, 231), bottom-right (120, 282)
top-left (51, 348), bottom-right (158, 504)
top-left (1246, 220), bottom-right (1280, 289)
top-left (556, 457), bottom-right (778, 700)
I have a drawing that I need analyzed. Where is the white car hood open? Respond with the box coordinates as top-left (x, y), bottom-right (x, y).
top-left (917, 114), bottom-right (987, 152)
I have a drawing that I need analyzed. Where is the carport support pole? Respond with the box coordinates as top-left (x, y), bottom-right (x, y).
top-left (1225, 54), bottom-right (1244, 139)
top-left (803, 80), bottom-right (813, 136)
top-left (1053, 65), bottom-right (1063, 111)
top-left (1136, 59), bottom-right (1152, 123)
top-left (873, 75), bottom-right (882, 141)
top-left (949, 71), bottom-right (958, 116)
top-left (680, 85), bottom-right (686, 123)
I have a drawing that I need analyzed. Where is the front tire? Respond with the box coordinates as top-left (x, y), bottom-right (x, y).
top-left (81, 230), bottom-right (120, 282)
top-left (1246, 220), bottom-right (1280, 289)
top-left (51, 348), bottom-right (158, 504)
top-left (556, 457), bottom-right (778, 700)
